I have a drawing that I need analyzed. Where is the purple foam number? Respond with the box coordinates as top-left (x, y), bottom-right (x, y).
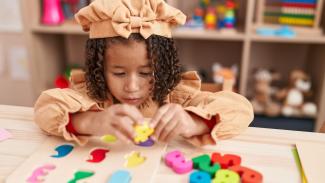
top-left (137, 138), bottom-right (154, 147)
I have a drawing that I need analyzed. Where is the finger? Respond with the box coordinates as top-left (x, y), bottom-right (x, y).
top-left (113, 104), bottom-right (144, 123)
top-left (154, 107), bottom-right (176, 139)
top-left (116, 116), bottom-right (136, 139)
top-left (113, 127), bottom-right (132, 144)
top-left (150, 104), bottom-right (170, 129)
top-left (158, 115), bottom-right (178, 141)
top-left (165, 121), bottom-right (183, 142)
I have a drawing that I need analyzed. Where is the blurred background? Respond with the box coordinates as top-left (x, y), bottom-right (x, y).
top-left (0, 0), bottom-right (324, 132)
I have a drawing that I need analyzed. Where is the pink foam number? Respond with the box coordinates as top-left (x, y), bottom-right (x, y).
top-left (0, 128), bottom-right (12, 142)
top-left (26, 164), bottom-right (56, 183)
top-left (165, 150), bottom-right (193, 174)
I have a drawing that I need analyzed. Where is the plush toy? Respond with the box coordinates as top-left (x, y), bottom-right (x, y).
top-left (276, 69), bottom-right (317, 117)
top-left (251, 69), bottom-right (281, 117)
top-left (212, 63), bottom-right (237, 91)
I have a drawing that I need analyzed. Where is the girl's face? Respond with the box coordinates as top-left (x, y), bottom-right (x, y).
top-left (105, 40), bottom-right (153, 106)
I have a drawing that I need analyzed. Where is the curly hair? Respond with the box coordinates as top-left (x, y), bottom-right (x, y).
top-left (85, 33), bottom-right (181, 106)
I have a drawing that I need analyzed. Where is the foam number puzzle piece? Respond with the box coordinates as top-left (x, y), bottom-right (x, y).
top-left (192, 154), bottom-right (220, 177)
top-left (26, 164), bottom-right (56, 183)
top-left (68, 170), bottom-right (94, 183)
top-left (0, 128), bottom-right (12, 142)
top-left (86, 148), bottom-right (109, 163)
top-left (107, 170), bottom-right (131, 183)
top-left (212, 169), bottom-right (240, 183)
top-left (137, 137), bottom-right (154, 147)
top-left (124, 151), bottom-right (146, 168)
top-left (101, 135), bottom-right (117, 143)
top-left (229, 165), bottom-right (263, 183)
top-left (211, 152), bottom-right (241, 169)
top-left (51, 144), bottom-right (74, 158)
top-left (165, 150), bottom-right (193, 174)
top-left (134, 122), bottom-right (154, 143)
top-left (189, 171), bottom-right (211, 183)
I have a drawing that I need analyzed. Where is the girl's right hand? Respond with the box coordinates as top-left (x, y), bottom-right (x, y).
top-left (93, 104), bottom-right (144, 144)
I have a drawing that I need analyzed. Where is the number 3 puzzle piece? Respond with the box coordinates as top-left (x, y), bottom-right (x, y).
top-left (165, 150), bottom-right (193, 174)
top-left (192, 154), bottom-right (220, 177)
top-left (124, 151), bottom-right (146, 168)
top-left (26, 164), bottom-right (56, 183)
top-left (108, 170), bottom-right (131, 183)
top-left (134, 122), bottom-right (154, 143)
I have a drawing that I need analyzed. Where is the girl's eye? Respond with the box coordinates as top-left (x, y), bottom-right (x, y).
top-left (113, 72), bottom-right (125, 76)
top-left (139, 72), bottom-right (152, 76)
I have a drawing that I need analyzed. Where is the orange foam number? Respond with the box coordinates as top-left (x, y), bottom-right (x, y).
top-left (211, 152), bottom-right (241, 169)
top-left (229, 165), bottom-right (263, 183)
top-left (26, 164), bottom-right (56, 183)
top-left (192, 154), bottom-right (220, 177)
top-left (87, 148), bottom-right (109, 163)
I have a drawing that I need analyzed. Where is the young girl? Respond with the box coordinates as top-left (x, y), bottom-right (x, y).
top-left (34, 0), bottom-right (253, 147)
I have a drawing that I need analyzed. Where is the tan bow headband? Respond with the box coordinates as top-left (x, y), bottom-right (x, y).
top-left (75, 0), bottom-right (187, 39)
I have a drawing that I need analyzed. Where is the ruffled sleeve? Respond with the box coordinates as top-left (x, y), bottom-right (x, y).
top-left (34, 70), bottom-right (104, 146)
top-left (169, 71), bottom-right (254, 146)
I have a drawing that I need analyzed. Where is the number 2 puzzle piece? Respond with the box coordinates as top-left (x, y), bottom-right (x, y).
top-left (108, 170), bottom-right (131, 183)
top-left (192, 154), bottom-right (220, 177)
top-left (165, 150), bottom-right (193, 174)
top-left (26, 164), bottom-right (56, 183)
top-left (212, 169), bottom-right (240, 183)
top-left (86, 148), bottom-right (109, 163)
top-left (229, 165), bottom-right (263, 183)
top-left (68, 170), bottom-right (95, 183)
top-left (189, 171), bottom-right (211, 183)
top-left (50, 144), bottom-right (74, 158)
top-left (211, 152), bottom-right (241, 169)
top-left (124, 151), bottom-right (146, 168)
top-left (134, 122), bottom-right (154, 144)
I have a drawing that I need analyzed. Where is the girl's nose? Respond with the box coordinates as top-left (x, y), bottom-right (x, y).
top-left (124, 75), bottom-right (140, 92)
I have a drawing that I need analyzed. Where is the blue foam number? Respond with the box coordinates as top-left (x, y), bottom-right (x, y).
top-left (51, 144), bottom-right (74, 158)
top-left (108, 170), bottom-right (131, 183)
top-left (190, 171), bottom-right (211, 183)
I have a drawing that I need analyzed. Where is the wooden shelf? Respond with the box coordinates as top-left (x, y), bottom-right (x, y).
top-left (251, 33), bottom-right (325, 44)
top-left (172, 28), bottom-right (245, 41)
top-left (31, 22), bottom-right (86, 35)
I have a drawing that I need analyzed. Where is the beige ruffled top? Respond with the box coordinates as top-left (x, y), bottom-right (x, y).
top-left (34, 70), bottom-right (254, 146)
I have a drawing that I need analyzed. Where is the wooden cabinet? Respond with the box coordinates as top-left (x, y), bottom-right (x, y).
top-left (21, 0), bottom-right (325, 131)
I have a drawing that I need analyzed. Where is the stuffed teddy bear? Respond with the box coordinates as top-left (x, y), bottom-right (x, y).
top-left (251, 69), bottom-right (281, 117)
top-left (276, 69), bottom-right (317, 117)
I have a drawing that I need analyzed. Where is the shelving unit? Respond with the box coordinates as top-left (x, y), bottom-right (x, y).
top-left (20, 0), bottom-right (325, 131)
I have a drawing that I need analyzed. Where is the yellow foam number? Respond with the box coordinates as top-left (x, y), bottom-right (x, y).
top-left (212, 169), bottom-right (240, 183)
top-left (124, 151), bottom-right (146, 168)
top-left (134, 122), bottom-right (154, 143)
top-left (101, 134), bottom-right (117, 143)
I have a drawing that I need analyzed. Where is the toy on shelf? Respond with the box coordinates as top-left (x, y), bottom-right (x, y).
top-left (183, 0), bottom-right (238, 31)
top-left (224, 0), bottom-right (236, 28)
top-left (255, 0), bottom-right (324, 36)
top-left (54, 64), bottom-right (81, 89)
top-left (62, 0), bottom-right (89, 20)
top-left (42, 0), bottom-right (65, 25)
top-left (251, 69), bottom-right (282, 117)
top-left (212, 63), bottom-right (237, 91)
top-left (205, 7), bottom-right (217, 29)
top-left (276, 69), bottom-right (317, 117)
top-left (256, 25), bottom-right (296, 38)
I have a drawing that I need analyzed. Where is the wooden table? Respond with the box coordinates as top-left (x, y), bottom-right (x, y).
top-left (1, 105), bottom-right (325, 183)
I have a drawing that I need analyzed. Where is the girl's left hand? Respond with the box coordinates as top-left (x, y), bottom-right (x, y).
top-left (150, 104), bottom-right (201, 142)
